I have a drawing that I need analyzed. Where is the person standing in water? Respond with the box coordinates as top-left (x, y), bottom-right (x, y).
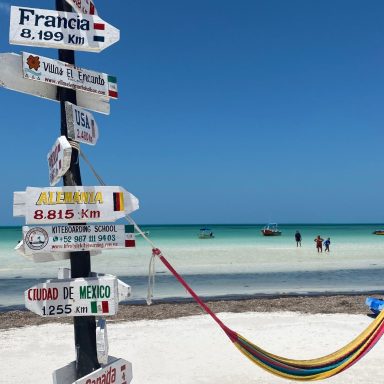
top-left (314, 235), bottom-right (324, 253)
top-left (295, 231), bottom-right (302, 247)
top-left (324, 237), bottom-right (331, 252)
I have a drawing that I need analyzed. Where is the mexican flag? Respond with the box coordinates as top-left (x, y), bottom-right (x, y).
top-left (125, 225), bottom-right (136, 247)
top-left (91, 301), bottom-right (109, 314)
top-left (108, 76), bottom-right (118, 99)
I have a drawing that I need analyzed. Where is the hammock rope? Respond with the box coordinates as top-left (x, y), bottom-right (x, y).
top-left (80, 149), bottom-right (384, 381)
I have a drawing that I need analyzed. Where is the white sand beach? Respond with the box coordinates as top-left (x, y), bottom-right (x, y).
top-left (1, 311), bottom-right (383, 383)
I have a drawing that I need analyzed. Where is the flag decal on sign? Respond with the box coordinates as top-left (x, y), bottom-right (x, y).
top-left (108, 76), bottom-right (118, 98)
top-left (125, 238), bottom-right (135, 247)
top-left (91, 301), bottom-right (109, 314)
top-left (93, 23), bottom-right (105, 42)
top-left (113, 192), bottom-right (124, 211)
top-left (94, 23), bottom-right (105, 30)
top-left (124, 225), bottom-right (135, 247)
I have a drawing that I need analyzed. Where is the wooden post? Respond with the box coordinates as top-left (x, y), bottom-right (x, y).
top-left (55, 0), bottom-right (100, 378)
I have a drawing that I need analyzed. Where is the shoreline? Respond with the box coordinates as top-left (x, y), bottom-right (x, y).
top-left (0, 293), bottom-right (380, 330)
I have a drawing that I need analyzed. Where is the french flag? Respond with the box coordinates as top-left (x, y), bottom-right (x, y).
top-left (93, 23), bottom-right (105, 42)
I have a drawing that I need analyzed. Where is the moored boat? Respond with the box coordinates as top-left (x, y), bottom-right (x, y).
top-left (198, 228), bottom-right (214, 239)
top-left (261, 223), bottom-right (282, 236)
top-left (373, 230), bottom-right (384, 235)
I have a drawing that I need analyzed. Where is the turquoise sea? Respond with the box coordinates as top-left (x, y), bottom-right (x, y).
top-left (1, 224), bottom-right (384, 310)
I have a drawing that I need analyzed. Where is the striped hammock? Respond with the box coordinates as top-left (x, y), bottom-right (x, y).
top-left (155, 249), bottom-right (384, 381)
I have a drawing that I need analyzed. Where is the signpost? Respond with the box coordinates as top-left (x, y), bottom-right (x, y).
top-left (65, 102), bottom-right (99, 145)
top-left (13, 186), bottom-right (139, 224)
top-left (22, 52), bottom-right (118, 99)
top-left (10, 6), bottom-right (119, 52)
top-left (6, 0), bottom-right (133, 380)
top-left (53, 357), bottom-right (132, 384)
top-left (22, 224), bottom-right (135, 254)
top-left (48, 136), bottom-right (72, 186)
top-left (0, 53), bottom-right (110, 115)
top-left (25, 275), bottom-right (131, 317)
top-left (65, 0), bottom-right (97, 15)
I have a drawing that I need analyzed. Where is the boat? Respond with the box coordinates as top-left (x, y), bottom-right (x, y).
top-left (373, 230), bottom-right (384, 235)
top-left (198, 228), bottom-right (214, 239)
top-left (261, 223), bottom-right (282, 236)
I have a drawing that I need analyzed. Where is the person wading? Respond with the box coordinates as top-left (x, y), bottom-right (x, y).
top-left (314, 235), bottom-right (324, 253)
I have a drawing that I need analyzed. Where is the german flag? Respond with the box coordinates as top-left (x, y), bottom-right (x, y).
top-left (113, 192), bottom-right (125, 211)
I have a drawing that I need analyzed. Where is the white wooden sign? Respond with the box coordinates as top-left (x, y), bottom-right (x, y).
top-left (96, 319), bottom-right (109, 365)
top-left (48, 136), bottom-right (72, 186)
top-left (0, 53), bottom-right (110, 115)
top-left (21, 224), bottom-right (135, 255)
top-left (65, 0), bottom-right (97, 15)
top-left (65, 102), bottom-right (99, 145)
top-left (14, 240), bottom-right (101, 263)
top-left (10, 6), bottom-right (119, 52)
top-left (22, 52), bottom-right (118, 99)
top-left (25, 275), bottom-right (131, 317)
top-left (13, 186), bottom-right (139, 224)
top-left (53, 357), bottom-right (132, 384)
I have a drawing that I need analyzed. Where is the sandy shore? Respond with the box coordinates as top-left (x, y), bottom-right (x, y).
top-left (0, 293), bottom-right (376, 329)
top-left (1, 298), bottom-right (384, 383)
top-left (1, 294), bottom-right (383, 383)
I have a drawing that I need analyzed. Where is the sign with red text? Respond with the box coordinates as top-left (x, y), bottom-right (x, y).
top-left (22, 52), bottom-right (118, 99)
top-left (53, 357), bottom-right (132, 384)
top-left (65, 0), bottom-right (97, 15)
top-left (65, 102), bottom-right (99, 145)
top-left (13, 186), bottom-right (139, 224)
top-left (0, 53), bottom-right (110, 114)
top-left (10, 6), bottom-right (119, 52)
top-left (22, 224), bottom-right (135, 255)
top-left (48, 136), bottom-right (72, 186)
top-left (25, 275), bottom-right (131, 317)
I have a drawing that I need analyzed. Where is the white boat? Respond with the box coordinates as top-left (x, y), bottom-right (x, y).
top-left (198, 228), bottom-right (214, 239)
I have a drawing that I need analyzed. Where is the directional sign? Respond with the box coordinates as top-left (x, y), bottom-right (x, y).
top-left (96, 319), bottom-right (109, 365)
top-left (10, 6), bottom-right (119, 52)
top-left (25, 275), bottom-right (131, 317)
top-left (47, 136), bottom-right (72, 186)
top-left (14, 240), bottom-right (101, 263)
top-left (65, 0), bottom-right (97, 15)
top-left (116, 279), bottom-right (131, 303)
top-left (0, 53), bottom-right (110, 115)
top-left (13, 186), bottom-right (139, 224)
top-left (21, 224), bottom-right (135, 254)
top-left (22, 52), bottom-right (118, 99)
top-left (65, 102), bottom-right (99, 145)
top-left (53, 357), bottom-right (132, 384)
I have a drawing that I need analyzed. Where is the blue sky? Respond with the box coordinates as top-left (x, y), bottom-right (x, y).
top-left (1, 0), bottom-right (384, 225)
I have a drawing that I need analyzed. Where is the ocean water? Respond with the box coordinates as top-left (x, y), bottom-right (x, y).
top-left (1, 224), bottom-right (384, 310)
